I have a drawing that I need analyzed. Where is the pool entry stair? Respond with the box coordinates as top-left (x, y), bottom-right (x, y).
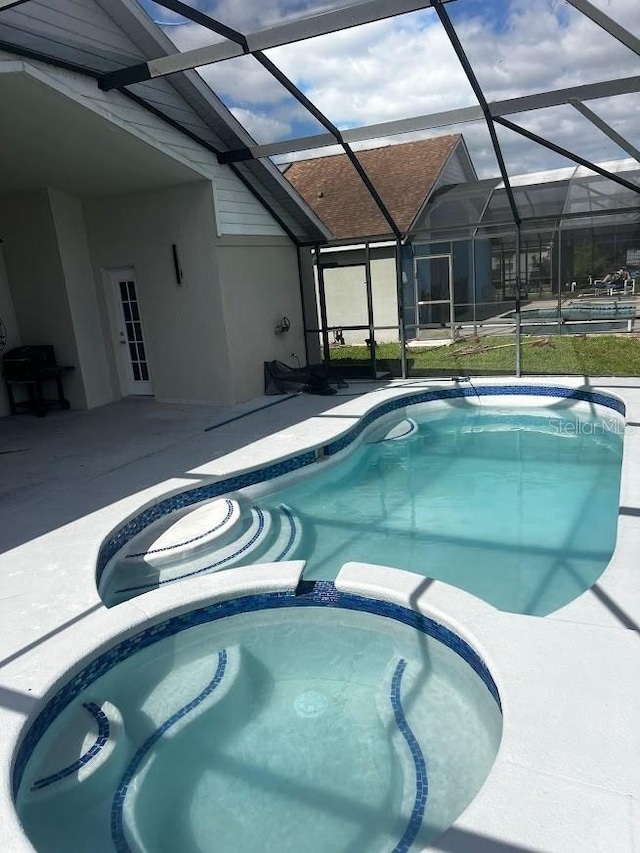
top-left (100, 498), bottom-right (303, 603)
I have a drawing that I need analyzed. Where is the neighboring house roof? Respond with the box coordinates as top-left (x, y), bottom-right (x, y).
top-left (0, 0), bottom-right (330, 244)
top-left (284, 135), bottom-right (466, 241)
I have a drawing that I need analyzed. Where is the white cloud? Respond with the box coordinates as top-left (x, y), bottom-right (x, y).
top-left (229, 107), bottom-right (293, 143)
top-left (159, 0), bottom-right (640, 178)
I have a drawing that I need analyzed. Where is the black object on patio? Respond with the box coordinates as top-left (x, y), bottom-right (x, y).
top-left (264, 360), bottom-right (347, 396)
top-left (2, 345), bottom-right (73, 416)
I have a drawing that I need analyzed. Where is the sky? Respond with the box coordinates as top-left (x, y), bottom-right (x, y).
top-left (140, 0), bottom-right (640, 179)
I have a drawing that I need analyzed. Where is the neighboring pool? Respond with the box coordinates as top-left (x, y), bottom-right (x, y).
top-left (101, 394), bottom-right (624, 617)
top-left (14, 586), bottom-right (502, 853)
top-left (503, 301), bottom-right (636, 335)
top-left (509, 302), bottom-right (636, 321)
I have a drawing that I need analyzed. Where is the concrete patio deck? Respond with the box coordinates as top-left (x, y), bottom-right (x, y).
top-left (1, 378), bottom-right (639, 852)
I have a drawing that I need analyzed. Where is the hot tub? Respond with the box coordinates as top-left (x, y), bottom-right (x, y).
top-left (14, 581), bottom-right (501, 853)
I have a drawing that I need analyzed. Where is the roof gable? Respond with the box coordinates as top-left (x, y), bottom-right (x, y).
top-left (284, 135), bottom-right (463, 240)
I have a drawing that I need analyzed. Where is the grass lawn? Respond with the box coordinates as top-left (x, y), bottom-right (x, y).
top-left (329, 335), bottom-right (640, 376)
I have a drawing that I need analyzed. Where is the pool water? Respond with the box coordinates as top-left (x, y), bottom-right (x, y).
top-left (102, 401), bottom-right (623, 616)
top-left (503, 302), bottom-right (635, 335)
top-left (16, 598), bottom-right (502, 853)
top-left (511, 304), bottom-right (636, 320)
top-left (251, 404), bottom-right (623, 615)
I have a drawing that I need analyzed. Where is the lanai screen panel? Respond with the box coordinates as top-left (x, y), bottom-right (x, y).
top-left (565, 165), bottom-right (640, 216)
top-left (443, 0), bottom-right (640, 102)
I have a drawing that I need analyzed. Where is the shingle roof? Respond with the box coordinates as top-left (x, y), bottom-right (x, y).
top-left (284, 135), bottom-right (461, 240)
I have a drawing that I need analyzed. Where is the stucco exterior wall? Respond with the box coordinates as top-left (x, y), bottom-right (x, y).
top-left (0, 191), bottom-right (88, 409)
top-left (49, 190), bottom-right (113, 409)
top-left (215, 237), bottom-right (305, 403)
top-left (83, 180), bottom-right (235, 406)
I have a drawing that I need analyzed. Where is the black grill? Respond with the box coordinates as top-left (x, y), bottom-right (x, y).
top-left (2, 345), bottom-right (73, 416)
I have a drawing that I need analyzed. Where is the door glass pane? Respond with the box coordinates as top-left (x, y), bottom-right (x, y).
top-left (416, 256), bottom-right (450, 303)
top-left (117, 275), bottom-right (150, 384)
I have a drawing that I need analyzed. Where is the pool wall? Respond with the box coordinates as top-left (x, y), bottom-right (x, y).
top-left (96, 383), bottom-right (626, 599)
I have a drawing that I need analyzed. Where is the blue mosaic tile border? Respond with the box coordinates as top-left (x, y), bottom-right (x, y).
top-left (125, 499), bottom-right (236, 559)
top-left (29, 702), bottom-right (109, 792)
top-left (13, 582), bottom-right (500, 802)
top-left (96, 385), bottom-right (625, 591)
top-left (110, 649), bottom-right (227, 852)
top-left (391, 659), bottom-right (428, 853)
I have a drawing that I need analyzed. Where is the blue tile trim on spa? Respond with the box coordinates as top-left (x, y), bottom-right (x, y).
top-left (125, 498), bottom-right (236, 559)
top-left (391, 659), bottom-right (428, 853)
top-left (114, 654), bottom-right (426, 853)
top-left (114, 507), bottom-right (267, 595)
top-left (29, 702), bottom-right (109, 792)
top-left (13, 582), bottom-right (500, 802)
top-left (110, 649), bottom-right (228, 852)
top-left (96, 385), bottom-right (625, 589)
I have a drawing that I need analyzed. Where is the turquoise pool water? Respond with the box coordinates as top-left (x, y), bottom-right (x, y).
top-left (251, 403), bottom-right (623, 615)
top-left (102, 400), bottom-right (623, 616)
top-left (16, 597), bottom-right (502, 853)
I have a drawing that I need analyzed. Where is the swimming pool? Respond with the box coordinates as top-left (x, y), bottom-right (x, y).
top-left (99, 387), bottom-right (624, 616)
top-left (502, 301), bottom-right (636, 335)
top-left (509, 302), bottom-right (637, 321)
top-left (14, 584), bottom-right (502, 853)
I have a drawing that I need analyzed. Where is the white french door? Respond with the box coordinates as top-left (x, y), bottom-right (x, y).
top-left (106, 269), bottom-right (153, 396)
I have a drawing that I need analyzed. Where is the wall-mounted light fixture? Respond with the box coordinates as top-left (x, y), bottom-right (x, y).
top-left (274, 316), bottom-right (291, 335)
top-left (172, 243), bottom-right (183, 286)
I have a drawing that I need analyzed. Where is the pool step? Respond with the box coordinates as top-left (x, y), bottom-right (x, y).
top-left (24, 701), bottom-right (127, 802)
top-left (380, 418), bottom-right (419, 442)
top-left (102, 504), bottom-right (304, 603)
top-left (257, 505), bottom-right (303, 563)
top-left (156, 505), bottom-right (273, 582)
top-left (366, 417), bottom-right (419, 444)
top-left (121, 498), bottom-right (242, 568)
top-left (120, 646), bottom-right (245, 853)
top-left (175, 503), bottom-right (303, 573)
